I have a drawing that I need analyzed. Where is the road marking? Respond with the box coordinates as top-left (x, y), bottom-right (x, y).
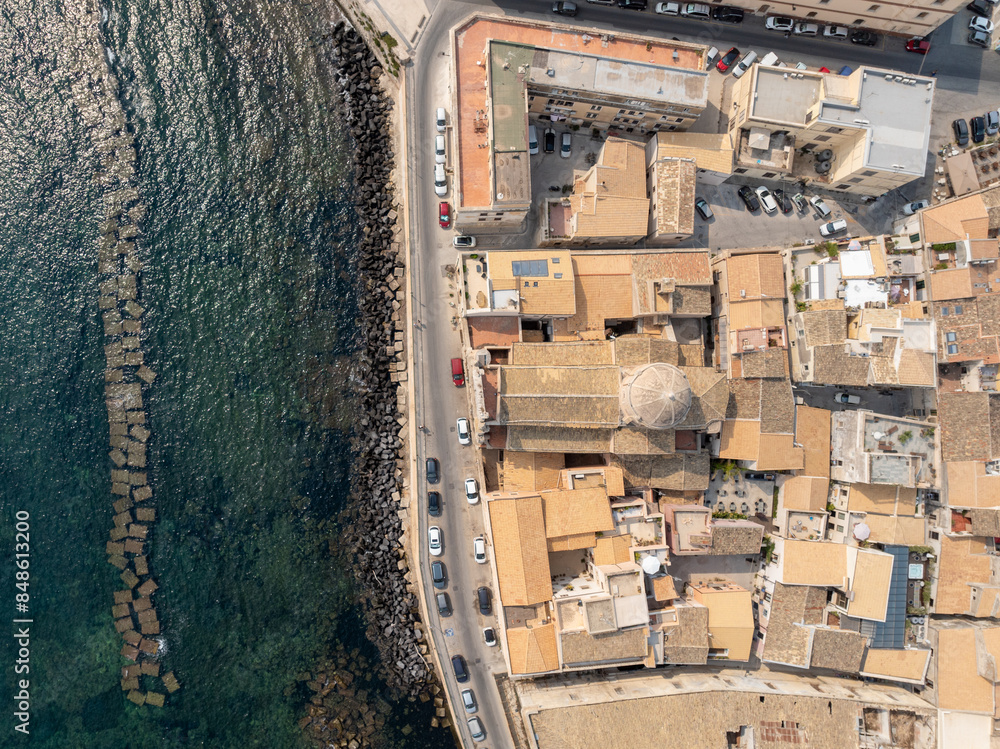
top-left (445, 628), bottom-right (454, 637)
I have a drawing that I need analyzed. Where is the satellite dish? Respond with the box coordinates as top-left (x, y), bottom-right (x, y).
top-left (853, 522), bottom-right (871, 541)
top-left (641, 555), bottom-right (661, 575)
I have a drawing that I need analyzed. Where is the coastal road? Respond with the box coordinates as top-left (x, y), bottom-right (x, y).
top-left (405, 2), bottom-right (515, 748)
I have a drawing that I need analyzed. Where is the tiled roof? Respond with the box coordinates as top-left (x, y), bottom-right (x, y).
top-left (719, 421), bottom-right (804, 470)
top-left (489, 250), bottom-right (577, 316)
top-left (795, 405), bottom-right (832, 479)
top-left (740, 349), bottom-right (788, 379)
top-left (506, 622), bottom-right (560, 675)
top-left (938, 392), bottom-right (1000, 463)
top-left (936, 534), bottom-right (994, 616)
top-left (654, 131), bottom-right (734, 175)
top-left (650, 574), bottom-right (678, 602)
top-left (761, 583), bottom-right (816, 668)
top-left (729, 298), bottom-right (785, 330)
top-left (863, 513), bottom-right (926, 546)
top-left (896, 349), bottom-right (936, 386)
top-left (540, 487), bottom-right (614, 539)
top-left (935, 626), bottom-right (996, 713)
top-left (506, 425), bottom-right (615, 453)
top-left (677, 367), bottom-right (729, 429)
top-left (847, 549), bottom-right (894, 622)
top-left (802, 309), bottom-right (847, 347)
top-left (920, 192), bottom-right (989, 244)
top-left (726, 254), bottom-right (785, 299)
top-left (468, 315), bottom-right (521, 349)
top-left (847, 483), bottom-right (914, 515)
top-left (860, 648), bottom-right (930, 684)
top-left (691, 584), bottom-right (754, 661)
top-left (760, 379), bottom-right (795, 434)
top-left (488, 497), bottom-right (553, 606)
top-left (559, 627), bottom-right (648, 666)
top-left (567, 272), bottom-right (634, 334)
top-left (502, 451), bottom-right (565, 492)
top-left (945, 461), bottom-right (1000, 509)
top-left (809, 629), bottom-right (867, 673)
top-left (781, 540), bottom-right (848, 587)
top-left (971, 508), bottom-right (1000, 536)
top-left (930, 267), bottom-right (975, 301)
top-left (652, 158), bottom-right (696, 237)
top-left (783, 476), bottom-right (830, 512)
top-left (614, 453), bottom-right (711, 491)
top-left (708, 523), bottom-right (764, 556)
top-left (661, 604), bottom-right (709, 664)
top-left (812, 344), bottom-right (870, 387)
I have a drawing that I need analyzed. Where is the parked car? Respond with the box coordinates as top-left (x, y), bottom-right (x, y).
top-left (453, 235), bottom-right (476, 248)
top-left (953, 118), bottom-right (970, 146)
top-left (452, 655), bottom-right (469, 683)
top-left (435, 135), bottom-right (446, 164)
top-left (451, 357), bottom-right (465, 386)
top-left (732, 50), bottom-right (758, 79)
top-left (431, 560), bottom-right (446, 589)
top-left (436, 107), bottom-right (446, 132)
top-left (617, 0), bottom-right (647, 8)
top-left (654, 1), bottom-right (680, 13)
top-left (987, 110), bottom-right (1000, 136)
top-left (528, 124), bottom-right (539, 155)
top-left (819, 218), bottom-right (848, 237)
top-left (905, 37), bottom-right (930, 54)
top-left (462, 689), bottom-right (478, 714)
top-left (428, 526), bottom-right (443, 556)
top-left (552, 0), bottom-right (578, 14)
top-left (436, 592), bottom-right (451, 616)
top-left (716, 47), bottom-right (741, 72)
top-left (756, 185), bottom-right (778, 214)
top-left (902, 200), bottom-right (930, 215)
top-left (970, 16), bottom-right (995, 33)
top-left (468, 717), bottom-right (486, 742)
top-left (793, 22), bottom-right (819, 36)
top-left (823, 25), bottom-right (849, 39)
top-left (477, 586), bottom-right (493, 616)
top-left (969, 0), bottom-right (993, 17)
top-left (737, 185), bottom-right (760, 211)
top-left (428, 491), bottom-right (441, 517)
top-left (850, 30), bottom-right (879, 46)
top-left (426, 457), bottom-right (440, 484)
top-left (809, 195), bottom-right (832, 217)
top-left (772, 189), bottom-right (792, 214)
top-left (791, 193), bottom-right (808, 212)
top-left (474, 536), bottom-right (487, 564)
top-left (457, 417), bottom-right (471, 445)
top-left (759, 51), bottom-right (780, 67)
top-left (969, 29), bottom-right (991, 48)
top-left (705, 46), bottom-right (719, 69)
top-left (483, 627), bottom-right (498, 647)
top-left (434, 163), bottom-right (447, 197)
top-left (438, 201), bottom-right (450, 228)
top-left (711, 5), bottom-right (744, 23)
top-left (764, 16), bottom-right (794, 32)
top-left (543, 127), bottom-right (555, 153)
top-left (694, 198), bottom-right (713, 220)
top-left (560, 132), bottom-right (572, 159)
top-left (679, 2), bottom-right (710, 18)
top-left (465, 477), bottom-right (480, 505)
top-left (972, 116), bottom-right (987, 143)
top-left (834, 392), bottom-right (861, 405)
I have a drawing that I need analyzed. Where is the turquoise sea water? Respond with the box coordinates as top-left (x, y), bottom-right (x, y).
top-left (0, 0), bottom-right (446, 746)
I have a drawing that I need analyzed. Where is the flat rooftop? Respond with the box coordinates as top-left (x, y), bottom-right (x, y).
top-left (750, 68), bottom-right (822, 125)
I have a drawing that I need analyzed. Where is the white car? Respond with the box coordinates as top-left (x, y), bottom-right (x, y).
top-left (434, 135), bottom-right (446, 164)
top-left (483, 627), bottom-right (498, 647)
top-left (465, 477), bottom-right (480, 504)
top-left (434, 163), bottom-right (447, 197)
top-left (902, 200), bottom-right (930, 215)
top-left (732, 50), bottom-right (757, 79)
top-left (654, 1), bottom-right (680, 13)
top-left (819, 218), bottom-right (848, 237)
top-left (756, 185), bottom-right (778, 214)
top-left (429, 526), bottom-right (443, 556)
top-left (474, 536), bottom-right (487, 564)
top-left (457, 417), bottom-right (471, 445)
top-left (794, 22), bottom-right (819, 36)
top-left (764, 16), bottom-right (793, 32)
top-left (528, 124), bottom-right (539, 155)
top-left (436, 107), bottom-right (446, 132)
top-left (560, 132), bottom-right (572, 159)
top-left (453, 235), bottom-right (476, 248)
top-left (971, 16), bottom-right (995, 34)
top-left (823, 25), bottom-right (849, 39)
top-left (809, 195), bottom-right (832, 218)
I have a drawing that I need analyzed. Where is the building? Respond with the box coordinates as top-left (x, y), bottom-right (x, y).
top-left (646, 131), bottom-right (734, 187)
top-left (729, 65), bottom-right (934, 197)
top-left (676, 0), bottom-right (966, 37)
top-left (829, 409), bottom-right (939, 489)
top-left (451, 16), bottom-right (708, 232)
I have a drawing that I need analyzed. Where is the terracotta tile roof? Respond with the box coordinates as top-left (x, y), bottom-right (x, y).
top-left (503, 451), bottom-right (565, 492)
top-left (781, 540), bottom-right (848, 587)
top-left (567, 273), bottom-right (634, 334)
top-left (863, 513), bottom-right (925, 546)
top-left (847, 483), bottom-right (906, 515)
top-left (939, 392), bottom-right (1000, 463)
top-left (945, 461), bottom-right (1000, 509)
top-left (783, 476), bottom-right (830, 511)
top-left (812, 344), bottom-right (870, 387)
top-left (729, 298), bottom-right (785, 330)
top-left (654, 132), bottom-right (734, 175)
top-left (593, 534), bottom-right (633, 567)
top-left (935, 627), bottom-right (995, 713)
top-left (612, 426), bottom-right (675, 455)
top-left (570, 138), bottom-right (650, 240)
top-left (719, 421), bottom-right (804, 470)
top-left (760, 583), bottom-right (815, 668)
top-left (559, 627), bottom-right (649, 666)
top-left (614, 453), bottom-right (711, 492)
top-left (847, 549), bottom-right (894, 622)
top-left (860, 648), bottom-right (930, 684)
top-left (652, 158), bottom-right (695, 238)
top-left (973, 587), bottom-right (1000, 617)
top-left (506, 425), bottom-right (615, 453)
top-left (809, 629), bottom-right (867, 673)
top-left (802, 309), bottom-right (848, 347)
top-left (896, 349), bottom-right (936, 386)
top-left (489, 250), bottom-right (577, 316)
top-left (726, 254), bottom-right (785, 300)
top-left (760, 379), bottom-right (795, 434)
top-left (661, 604), bottom-right (709, 664)
top-left (571, 254), bottom-right (633, 276)
top-left (971, 508), bottom-right (1000, 536)
top-left (506, 622), bottom-right (560, 675)
top-left (740, 349), bottom-right (788, 379)
top-left (708, 523), bottom-right (764, 556)
top-left (540, 487), bottom-right (614, 539)
top-left (930, 267), bottom-right (975, 301)
top-left (936, 535), bottom-right (994, 616)
top-left (613, 335), bottom-right (682, 367)
top-left (678, 367), bottom-right (729, 429)
top-left (969, 238), bottom-right (1000, 261)
top-left (488, 497), bottom-right (553, 606)
top-left (795, 405), bottom-right (832, 479)
top-left (510, 340), bottom-right (614, 366)
top-left (469, 315), bottom-right (521, 349)
top-left (921, 192), bottom-right (989, 244)
top-left (650, 574), bottom-right (678, 602)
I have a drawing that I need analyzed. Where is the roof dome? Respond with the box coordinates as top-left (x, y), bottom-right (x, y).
top-left (620, 363), bottom-right (692, 430)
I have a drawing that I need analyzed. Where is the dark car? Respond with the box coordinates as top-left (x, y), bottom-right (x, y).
top-left (737, 185), bottom-right (760, 212)
top-left (694, 198), bottom-right (714, 220)
top-left (617, 0), bottom-right (647, 8)
top-left (972, 116), bottom-right (986, 144)
top-left (552, 0), bottom-right (578, 15)
top-left (716, 47), bottom-right (741, 73)
top-left (969, 0), bottom-right (993, 17)
top-left (772, 189), bottom-right (793, 214)
top-left (428, 491), bottom-right (441, 516)
top-left (711, 5), bottom-right (744, 22)
top-left (543, 128), bottom-right (555, 153)
top-left (477, 586), bottom-right (493, 616)
top-left (432, 560), bottom-right (447, 589)
top-left (436, 592), bottom-right (452, 617)
top-left (953, 118), bottom-right (970, 146)
top-left (452, 655), bottom-right (469, 683)
top-left (426, 457), bottom-right (440, 484)
top-left (850, 30), bottom-right (879, 46)
top-left (969, 30), bottom-right (991, 48)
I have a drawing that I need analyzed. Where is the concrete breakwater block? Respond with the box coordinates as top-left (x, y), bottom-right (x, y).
top-left (124, 301), bottom-right (144, 318)
top-left (134, 556), bottom-right (148, 576)
top-left (137, 366), bottom-right (156, 384)
top-left (122, 320), bottom-right (141, 335)
top-left (130, 426), bottom-right (150, 443)
top-left (145, 692), bottom-right (165, 707)
top-left (112, 495), bottom-right (133, 513)
top-left (121, 569), bottom-right (139, 588)
top-left (122, 630), bottom-right (141, 646)
top-left (132, 486), bottom-right (152, 502)
top-left (128, 471), bottom-right (147, 485)
top-left (135, 507), bottom-right (155, 522)
top-left (114, 616), bottom-right (132, 633)
top-left (106, 382), bottom-right (142, 410)
top-left (109, 449), bottom-right (126, 467)
top-left (121, 643), bottom-right (139, 662)
top-left (126, 410), bottom-right (145, 424)
top-left (109, 526), bottom-right (127, 541)
top-left (137, 579), bottom-right (157, 597)
top-left (113, 510), bottom-right (132, 527)
top-left (125, 351), bottom-right (143, 366)
top-left (161, 672), bottom-right (179, 693)
top-left (138, 638), bottom-right (159, 656)
top-left (113, 590), bottom-right (132, 605)
top-left (132, 596), bottom-right (151, 612)
top-left (123, 539), bottom-right (143, 555)
top-left (106, 541), bottom-right (125, 556)
top-left (107, 555), bottom-right (127, 570)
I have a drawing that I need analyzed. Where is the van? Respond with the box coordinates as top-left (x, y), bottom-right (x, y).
top-left (732, 50), bottom-right (757, 79)
top-left (436, 592), bottom-right (452, 617)
top-left (759, 51), bottom-right (779, 67)
top-left (451, 357), bottom-right (465, 387)
top-left (528, 125), bottom-right (538, 155)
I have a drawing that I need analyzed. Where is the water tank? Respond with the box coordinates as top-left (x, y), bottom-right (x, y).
top-left (815, 160), bottom-right (831, 174)
top-left (816, 149), bottom-right (833, 161)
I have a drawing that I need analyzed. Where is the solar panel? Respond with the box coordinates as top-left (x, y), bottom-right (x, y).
top-left (510, 259), bottom-right (548, 277)
top-left (868, 545), bottom-right (908, 649)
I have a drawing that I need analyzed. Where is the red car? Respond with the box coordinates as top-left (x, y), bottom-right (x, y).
top-left (716, 47), bottom-right (741, 73)
top-left (905, 37), bottom-right (930, 54)
top-left (439, 201), bottom-right (451, 228)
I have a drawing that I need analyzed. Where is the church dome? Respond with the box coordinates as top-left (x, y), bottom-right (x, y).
top-left (620, 363), bottom-right (692, 430)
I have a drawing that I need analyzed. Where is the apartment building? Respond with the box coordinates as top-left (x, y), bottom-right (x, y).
top-left (729, 65), bottom-right (934, 197)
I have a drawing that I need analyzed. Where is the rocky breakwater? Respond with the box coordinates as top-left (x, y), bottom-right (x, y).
top-left (318, 21), bottom-right (439, 733)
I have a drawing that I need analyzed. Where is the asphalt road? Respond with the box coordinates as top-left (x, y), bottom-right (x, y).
top-left (405, 4), bottom-right (514, 748)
